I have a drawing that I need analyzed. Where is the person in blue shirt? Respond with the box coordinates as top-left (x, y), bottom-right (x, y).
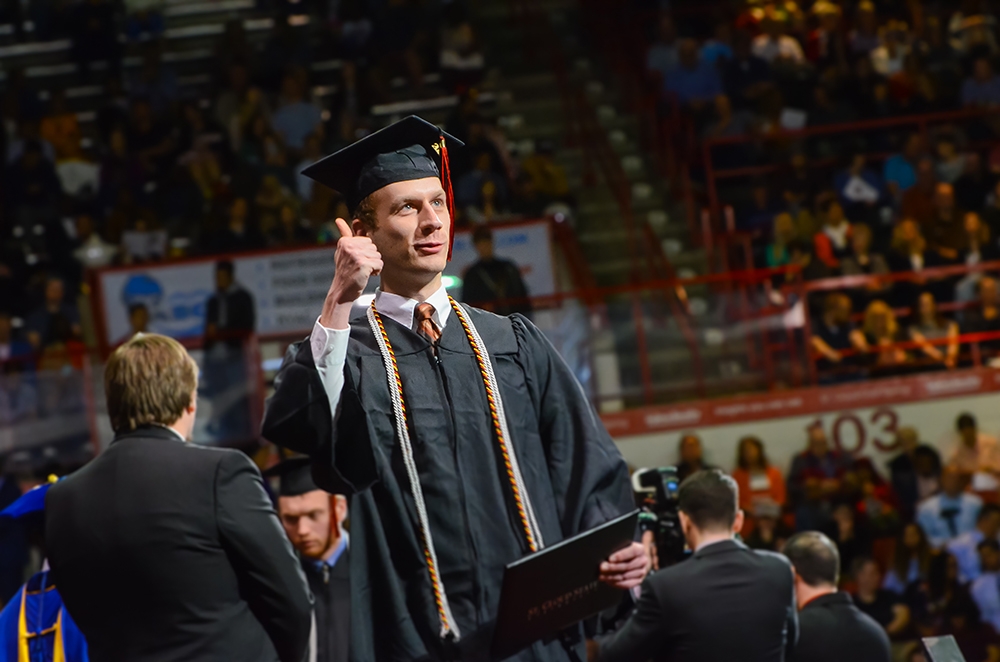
top-left (970, 539), bottom-right (1000, 633)
top-left (664, 39), bottom-right (722, 110)
top-left (883, 133), bottom-right (925, 202)
top-left (947, 503), bottom-right (1000, 584)
top-left (267, 458), bottom-right (349, 662)
top-left (917, 466), bottom-right (983, 549)
top-left (0, 479), bottom-right (89, 662)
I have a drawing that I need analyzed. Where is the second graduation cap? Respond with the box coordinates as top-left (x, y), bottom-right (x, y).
top-left (263, 457), bottom-right (322, 497)
top-left (301, 115), bottom-right (464, 259)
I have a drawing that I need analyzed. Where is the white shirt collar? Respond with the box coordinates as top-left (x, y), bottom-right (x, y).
top-left (374, 284), bottom-right (451, 332)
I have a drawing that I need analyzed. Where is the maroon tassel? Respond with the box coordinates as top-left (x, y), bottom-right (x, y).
top-left (439, 134), bottom-right (457, 261)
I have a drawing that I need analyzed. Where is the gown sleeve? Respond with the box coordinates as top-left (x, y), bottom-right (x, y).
top-left (261, 337), bottom-right (377, 495)
top-left (510, 314), bottom-right (634, 535)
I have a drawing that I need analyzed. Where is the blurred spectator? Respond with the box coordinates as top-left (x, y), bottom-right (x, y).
top-left (901, 159), bottom-right (939, 227)
top-left (7, 140), bottom-right (62, 230)
top-left (981, 179), bottom-right (1000, 235)
top-left (40, 90), bottom-right (82, 162)
top-left (885, 523), bottom-right (932, 594)
top-left (954, 154), bottom-right (992, 213)
top-left (700, 23), bottom-right (733, 66)
top-left (810, 292), bottom-right (866, 379)
top-left (779, 153), bottom-right (821, 225)
top-left (732, 435), bottom-right (786, 517)
top-left (126, 303), bottom-right (149, 338)
top-left (0, 312), bottom-right (30, 366)
top-left (834, 154), bottom-right (887, 224)
top-left (646, 14), bottom-right (679, 83)
top-left (788, 423), bottom-right (850, 507)
top-left (128, 47), bottom-right (178, 116)
top-left (955, 212), bottom-right (997, 303)
top-left (849, 2), bottom-right (881, 56)
top-left (813, 199), bottom-right (853, 270)
top-left (255, 174), bottom-right (292, 236)
top-left (126, 98), bottom-right (174, 180)
top-left (908, 551), bottom-right (972, 636)
top-left (909, 292), bottom-right (959, 369)
top-left (271, 74), bottom-right (323, 156)
top-left (941, 594), bottom-right (1000, 662)
top-left (810, 83), bottom-right (857, 127)
top-left (840, 224), bottom-right (889, 283)
top-left (889, 427), bottom-right (943, 519)
top-left (440, 21), bottom-right (484, 91)
top-left (947, 503), bottom-right (1000, 583)
top-left (788, 239), bottom-right (831, 281)
top-left (744, 502), bottom-right (792, 552)
top-left (887, 219), bottom-right (934, 290)
top-left (124, 0), bottom-right (164, 42)
top-left (935, 139), bottom-right (968, 187)
top-left (961, 276), bottom-right (1000, 353)
top-left (860, 300), bottom-right (909, 371)
top-left (824, 500), bottom-right (874, 575)
top-left (805, 1), bottom-right (847, 70)
top-left (752, 11), bottom-right (805, 64)
top-left (664, 39), bottom-right (722, 111)
top-left (269, 202), bottom-right (313, 248)
top-left (461, 226), bottom-right (531, 317)
top-left (851, 557), bottom-right (912, 640)
top-left (969, 539), bottom-right (1000, 633)
top-left (963, 57), bottom-right (1000, 108)
top-left (70, 0), bottom-right (121, 79)
top-left (215, 63), bottom-right (269, 152)
top-left (722, 32), bottom-right (773, 112)
top-left (24, 278), bottom-right (80, 350)
top-left (870, 21), bottom-right (911, 77)
top-left (917, 465), bottom-right (982, 548)
top-left (208, 197), bottom-right (263, 253)
top-left (121, 214), bottom-right (167, 264)
top-left (675, 433), bottom-right (715, 483)
top-left (455, 151), bottom-right (508, 218)
top-left (945, 412), bottom-right (1000, 479)
top-left (883, 134), bottom-right (925, 201)
top-left (295, 133), bottom-right (324, 204)
top-left (519, 141), bottom-right (570, 206)
top-left (205, 260), bottom-right (254, 352)
top-left (765, 213), bottom-right (796, 268)
top-left (7, 121), bottom-right (55, 165)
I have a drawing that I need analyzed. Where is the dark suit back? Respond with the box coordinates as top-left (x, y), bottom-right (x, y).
top-left (599, 539), bottom-right (797, 662)
top-left (46, 426), bottom-right (312, 662)
top-left (791, 592), bottom-right (891, 662)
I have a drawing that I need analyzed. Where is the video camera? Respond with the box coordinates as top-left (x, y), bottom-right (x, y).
top-left (632, 467), bottom-right (687, 568)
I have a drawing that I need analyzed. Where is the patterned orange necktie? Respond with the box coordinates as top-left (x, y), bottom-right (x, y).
top-left (415, 302), bottom-right (441, 345)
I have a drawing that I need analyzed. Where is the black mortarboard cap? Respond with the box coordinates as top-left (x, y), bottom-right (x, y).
top-left (301, 115), bottom-right (464, 258)
top-left (263, 458), bottom-right (321, 497)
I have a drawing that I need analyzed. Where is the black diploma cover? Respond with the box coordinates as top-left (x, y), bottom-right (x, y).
top-left (490, 510), bottom-right (639, 659)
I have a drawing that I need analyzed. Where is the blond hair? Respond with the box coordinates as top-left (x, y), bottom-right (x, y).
top-left (105, 333), bottom-right (198, 433)
top-left (863, 300), bottom-right (898, 339)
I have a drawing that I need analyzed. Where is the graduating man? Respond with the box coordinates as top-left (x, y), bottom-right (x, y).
top-left (262, 116), bottom-right (646, 661)
top-left (267, 458), bottom-right (350, 662)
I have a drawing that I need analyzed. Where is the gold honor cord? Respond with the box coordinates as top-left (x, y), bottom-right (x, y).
top-left (366, 297), bottom-right (544, 640)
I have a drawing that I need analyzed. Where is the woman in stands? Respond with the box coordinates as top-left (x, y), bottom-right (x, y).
top-left (861, 299), bottom-right (911, 373)
top-left (840, 223), bottom-right (891, 308)
top-left (884, 523), bottom-right (933, 594)
top-left (909, 291), bottom-right (959, 369)
top-left (732, 436), bottom-right (786, 524)
top-left (887, 218), bottom-right (938, 309)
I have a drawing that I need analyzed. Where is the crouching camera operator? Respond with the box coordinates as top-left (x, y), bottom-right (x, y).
top-left (595, 470), bottom-right (798, 662)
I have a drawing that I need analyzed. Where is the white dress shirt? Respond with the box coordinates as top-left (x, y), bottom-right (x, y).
top-left (309, 285), bottom-right (452, 420)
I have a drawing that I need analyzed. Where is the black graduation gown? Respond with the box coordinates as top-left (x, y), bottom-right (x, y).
top-left (306, 547), bottom-right (350, 662)
top-left (262, 306), bottom-right (634, 662)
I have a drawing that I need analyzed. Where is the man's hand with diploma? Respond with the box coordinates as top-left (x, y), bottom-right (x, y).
top-left (599, 542), bottom-right (650, 590)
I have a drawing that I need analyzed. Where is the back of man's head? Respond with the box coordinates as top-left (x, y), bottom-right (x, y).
top-left (783, 531), bottom-right (841, 588)
top-left (677, 469), bottom-right (737, 532)
top-left (105, 333), bottom-right (198, 433)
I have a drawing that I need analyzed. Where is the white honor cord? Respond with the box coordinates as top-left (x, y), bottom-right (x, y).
top-left (450, 304), bottom-right (545, 550)
top-left (366, 306), bottom-right (461, 641)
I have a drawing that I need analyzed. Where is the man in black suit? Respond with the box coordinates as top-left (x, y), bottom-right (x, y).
top-left (597, 469), bottom-right (798, 662)
top-left (203, 259), bottom-right (256, 440)
top-left (782, 531), bottom-right (890, 662)
top-left (46, 333), bottom-right (312, 662)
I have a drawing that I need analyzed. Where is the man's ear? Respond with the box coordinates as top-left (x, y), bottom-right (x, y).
top-left (732, 509), bottom-right (745, 535)
top-left (351, 218), bottom-right (367, 236)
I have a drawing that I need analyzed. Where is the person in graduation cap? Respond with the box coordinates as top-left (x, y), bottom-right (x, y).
top-left (0, 479), bottom-right (89, 662)
top-left (266, 458), bottom-right (350, 662)
top-left (262, 115), bottom-right (647, 662)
